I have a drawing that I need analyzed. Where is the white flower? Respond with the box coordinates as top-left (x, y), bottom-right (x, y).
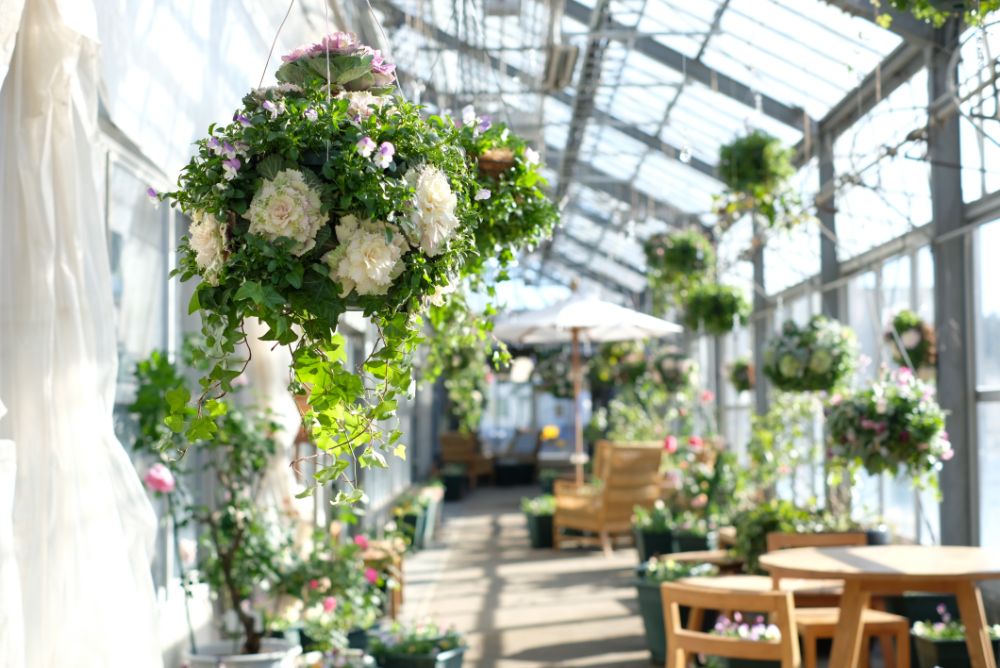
top-left (323, 215), bottom-right (408, 297)
top-left (500, 128), bottom-right (510, 141)
top-left (303, 107), bottom-right (318, 122)
top-left (407, 165), bottom-right (460, 256)
top-left (523, 147), bottom-right (540, 164)
top-left (462, 104), bottom-right (477, 127)
top-left (336, 90), bottom-right (386, 120)
top-left (188, 210), bottom-right (227, 284)
top-left (475, 188), bottom-right (491, 201)
top-left (900, 329), bottom-right (922, 349)
top-left (246, 169), bottom-right (325, 255)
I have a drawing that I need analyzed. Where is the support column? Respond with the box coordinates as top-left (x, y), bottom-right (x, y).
top-left (751, 219), bottom-right (769, 415)
top-left (818, 130), bottom-right (841, 319)
top-left (929, 20), bottom-right (976, 546)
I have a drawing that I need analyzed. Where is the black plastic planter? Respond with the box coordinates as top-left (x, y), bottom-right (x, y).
top-left (865, 528), bottom-right (891, 545)
top-left (380, 647), bottom-right (465, 668)
top-left (633, 565), bottom-right (718, 665)
top-left (443, 474), bottom-right (467, 501)
top-left (400, 511), bottom-right (428, 551)
top-left (525, 512), bottom-right (554, 549)
top-left (634, 528), bottom-right (673, 563)
top-left (673, 531), bottom-right (711, 553)
top-left (886, 592), bottom-right (960, 667)
top-left (913, 634), bottom-right (1000, 668)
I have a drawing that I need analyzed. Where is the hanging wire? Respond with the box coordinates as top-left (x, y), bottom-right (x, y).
top-left (258, 0), bottom-right (298, 89)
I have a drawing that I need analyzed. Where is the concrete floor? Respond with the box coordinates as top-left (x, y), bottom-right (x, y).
top-left (400, 486), bottom-right (664, 668)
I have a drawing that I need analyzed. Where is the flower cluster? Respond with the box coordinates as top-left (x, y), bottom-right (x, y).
top-left (763, 316), bottom-right (858, 393)
top-left (712, 612), bottom-right (781, 642)
top-left (449, 107), bottom-right (558, 273)
top-left (370, 622), bottom-right (465, 659)
top-left (161, 34), bottom-right (479, 494)
top-left (912, 604), bottom-right (1000, 640)
top-left (826, 366), bottom-right (952, 493)
top-left (633, 499), bottom-right (672, 533)
top-left (521, 494), bottom-right (556, 516)
top-left (885, 309), bottom-right (936, 371)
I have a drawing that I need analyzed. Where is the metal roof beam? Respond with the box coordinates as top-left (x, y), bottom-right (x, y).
top-left (545, 252), bottom-right (641, 294)
top-left (563, 0), bottom-right (816, 133)
top-left (558, 228), bottom-right (645, 277)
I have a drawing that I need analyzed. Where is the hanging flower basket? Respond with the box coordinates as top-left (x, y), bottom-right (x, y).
top-left (643, 228), bottom-right (715, 289)
top-left (762, 315), bottom-right (857, 393)
top-left (885, 309), bottom-right (936, 371)
top-left (728, 357), bottom-right (755, 393)
top-left (532, 348), bottom-right (577, 399)
top-left (652, 350), bottom-right (695, 393)
top-left (681, 283), bottom-right (750, 336)
top-left (159, 33), bottom-right (480, 498)
top-left (452, 108), bottom-right (558, 269)
top-left (588, 340), bottom-right (647, 400)
top-left (827, 366), bottom-right (952, 494)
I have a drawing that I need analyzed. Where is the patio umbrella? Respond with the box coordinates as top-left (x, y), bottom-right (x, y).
top-left (493, 291), bottom-right (681, 485)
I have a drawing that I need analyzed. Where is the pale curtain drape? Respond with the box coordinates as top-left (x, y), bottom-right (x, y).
top-left (0, 400), bottom-right (23, 667)
top-left (0, 0), bottom-right (161, 665)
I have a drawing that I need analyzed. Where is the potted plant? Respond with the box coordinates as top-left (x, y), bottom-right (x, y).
top-left (421, 482), bottom-right (445, 544)
top-left (713, 130), bottom-right (809, 233)
top-left (762, 315), bottom-right (857, 393)
top-left (728, 358), bottom-right (755, 393)
top-left (827, 366), bottom-right (953, 494)
top-left (885, 309), bottom-right (936, 372)
top-left (652, 350), bottom-right (696, 394)
top-left (521, 494), bottom-right (556, 549)
top-left (912, 605), bottom-right (1000, 668)
top-left (670, 510), bottom-right (714, 553)
top-left (730, 500), bottom-right (820, 573)
top-left (441, 464), bottom-right (468, 501)
top-left (394, 494), bottom-right (431, 551)
top-left (129, 352), bottom-right (301, 665)
top-left (634, 559), bottom-right (719, 664)
top-left (632, 500), bottom-right (674, 562)
top-left (643, 229), bottom-right (716, 311)
top-left (709, 613), bottom-right (783, 667)
top-left (682, 283), bottom-right (751, 336)
top-left (538, 468), bottom-right (561, 495)
top-left (157, 33), bottom-right (482, 503)
top-left (370, 622), bottom-right (466, 668)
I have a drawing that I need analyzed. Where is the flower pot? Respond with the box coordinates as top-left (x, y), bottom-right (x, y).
top-left (347, 626), bottom-right (369, 652)
top-left (865, 527), bottom-right (891, 545)
top-left (634, 528), bottom-right (673, 563)
top-left (633, 567), bottom-right (717, 665)
top-left (400, 511), bottom-right (428, 551)
top-left (186, 639), bottom-right (302, 668)
top-left (423, 494), bottom-right (442, 544)
top-left (443, 474), bottom-right (467, 501)
top-left (673, 531), bottom-right (711, 553)
top-left (525, 512), bottom-right (554, 549)
top-left (380, 646), bottom-right (465, 668)
top-left (913, 634), bottom-right (1000, 668)
top-left (477, 149), bottom-right (515, 179)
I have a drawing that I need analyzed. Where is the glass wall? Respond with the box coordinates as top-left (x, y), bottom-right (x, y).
top-left (976, 219), bottom-right (1000, 547)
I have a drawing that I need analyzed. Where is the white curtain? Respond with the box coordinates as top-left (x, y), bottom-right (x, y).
top-left (0, 0), bottom-right (162, 665)
top-left (0, 400), bottom-right (23, 667)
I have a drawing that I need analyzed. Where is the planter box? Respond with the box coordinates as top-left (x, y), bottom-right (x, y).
top-left (634, 528), bottom-right (673, 563)
top-left (913, 634), bottom-right (1000, 668)
top-left (187, 639), bottom-right (301, 668)
top-left (673, 531), bottom-right (711, 553)
top-left (633, 567), bottom-right (718, 665)
top-left (886, 592), bottom-right (959, 667)
top-left (443, 474), bottom-right (467, 501)
top-left (525, 512), bottom-right (554, 549)
top-left (400, 511), bottom-right (428, 551)
top-left (380, 646), bottom-right (465, 668)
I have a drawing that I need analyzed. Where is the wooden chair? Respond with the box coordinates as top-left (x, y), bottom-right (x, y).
top-left (660, 581), bottom-right (801, 668)
top-left (439, 431), bottom-right (494, 489)
top-left (553, 441), bottom-right (662, 555)
top-left (765, 531), bottom-right (909, 668)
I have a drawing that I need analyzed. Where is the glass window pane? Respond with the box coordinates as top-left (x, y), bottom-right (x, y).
top-left (978, 402), bottom-right (1000, 547)
top-left (847, 271), bottom-right (879, 382)
top-left (977, 220), bottom-right (1000, 388)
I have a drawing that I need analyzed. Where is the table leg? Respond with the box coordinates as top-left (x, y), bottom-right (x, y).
top-left (828, 580), bottom-right (870, 668)
top-left (954, 581), bottom-right (996, 668)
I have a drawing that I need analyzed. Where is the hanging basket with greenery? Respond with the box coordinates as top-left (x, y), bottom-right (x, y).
top-left (681, 283), bottom-right (750, 336)
top-left (885, 309), bottom-right (936, 371)
top-left (452, 107), bottom-right (558, 271)
top-left (827, 367), bottom-right (952, 494)
top-left (159, 34), bottom-right (481, 500)
top-left (728, 357), bottom-right (755, 392)
top-left (874, 0), bottom-right (998, 27)
top-left (714, 130), bottom-right (809, 232)
top-left (588, 340), bottom-right (647, 400)
top-left (762, 315), bottom-right (857, 393)
top-left (643, 228), bottom-right (715, 289)
top-left (532, 348), bottom-right (577, 399)
top-left (652, 349), bottom-right (695, 393)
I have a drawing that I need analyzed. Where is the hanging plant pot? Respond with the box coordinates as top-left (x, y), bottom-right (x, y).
top-left (652, 349), bottom-right (695, 393)
top-left (885, 309), bottom-right (937, 371)
top-left (728, 358), bottom-right (755, 393)
top-left (763, 315), bottom-right (857, 393)
top-left (477, 147), bottom-right (516, 178)
top-left (681, 283), bottom-right (751, 336)
top-left (187, 639), bottom-right (302, 668)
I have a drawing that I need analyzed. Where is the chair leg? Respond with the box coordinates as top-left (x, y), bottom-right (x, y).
top-left (666, 648), bottom-right (686, 668)
top-left (552, 520), bottom-right (561, 549)
top-left (599, 530), bottom-right (613, 556)
top-left (894, 627), bottom-right (910, 668)
top-left (802, 630), bottom-right (818, 668)
top-left (859, 637), bottom-right (870, 668)
top-left (879, 633), bottom-right (896, 668)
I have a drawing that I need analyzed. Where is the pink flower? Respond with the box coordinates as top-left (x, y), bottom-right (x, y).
top-left (691, 493), bottom-right (708, 509)
top-left (830, 393), bottom-right (843, 406)
top-left (281, 44), bottom-right (313, 63)
top-left (687, 435), bottom-right (703, 450)
top-left (896, 366), bottom-right (914, 382)
top-left (700, 390), bottom-right (715, 404)
top-left (143, 463), bottom-right (175, 493)
top-left (354, 534), bottom-right (370, 550)
top-left (309, 579), bottom-right (320, 590)
top-left (364, 567), bottom-right (379, 585)
top-left (941, 447), bottom-right (954, 461)
top-left (322, 596), bottom-right (337, 613)
top-left (663, 435), bottom-right (679, 454)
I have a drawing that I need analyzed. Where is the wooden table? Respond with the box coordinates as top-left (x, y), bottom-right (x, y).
top-left (760, 545), bottom-right (1000, 668)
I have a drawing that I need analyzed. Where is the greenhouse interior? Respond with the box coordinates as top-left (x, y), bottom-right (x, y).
top-left (3, 0), bottom-right (1000, 667)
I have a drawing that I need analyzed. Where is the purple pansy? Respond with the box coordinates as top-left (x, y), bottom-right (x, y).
top-left (261, 99), bottom-right (283, 119)
top-left (222, 157), bottom-right (241, 181)
top-left (356, 136), bottom-right (376, 158)
top-left (374, 142), bottom-right (395, 169)
top-left (207, 137), bottom-right (222, 155)
top-left (478, 115), bottom-right (492, 133)
top-left (304, 107), bottom-right (318, 122)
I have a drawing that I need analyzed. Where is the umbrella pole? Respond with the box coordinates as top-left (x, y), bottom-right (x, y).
top-left (572, 328), bottom-right (584, 486)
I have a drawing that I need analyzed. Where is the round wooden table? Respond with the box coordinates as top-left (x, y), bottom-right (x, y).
top-left (760, 545), bottom-right (1000, 668)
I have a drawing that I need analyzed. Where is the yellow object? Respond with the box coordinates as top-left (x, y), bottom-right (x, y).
top-left (540, 424), bottom-right (560, 441)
